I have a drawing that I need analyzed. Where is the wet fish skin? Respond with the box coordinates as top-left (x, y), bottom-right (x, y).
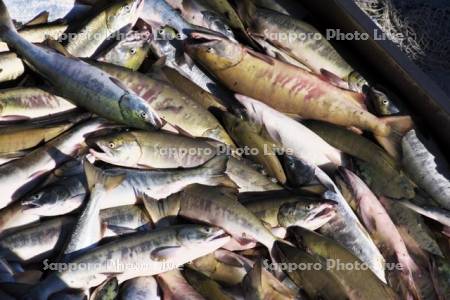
top-left (189, 249), bottom-right (250, 286)
top-left (274, 241), bottom-right (350, 300)
top-left (226, 156), bottom-right (282, 192)
top-left (0, 119), bottom-right (107, 210)
top-left (338, 168), bottom-right (424, 298)
top-left (242, 260), bottom-right (296, 300)
top-left (0, 7), bottom-right (162, 131)
top-left (25, 225), bottom-right (230, 299)
top-left (0, 22), bottom-right (68, 52)
top-left (165, 0), bottom-right (235, 39)
top-left (0, 51), bottom-right (25, 82)
top-left (161, 66), bottom-right (227, 111)
top-left (97, 23), bottom-right (152, 71)
top-left (120, 276), bottom-right (161, 300)
top-left (368, 86), bottom-right (401, 116)
top-left (84, 154), bottom-right (234, 207)
top-left (89, 60), bottom-right (234, 146)
top-left (65, 0), bottom-right (144, 58)
top-left (239, 191), bottom-right (336, 230)
top-left (305, 120), bottom-right (415, 199)
top-left (89, 130), bottom-right (218, 169)
top-left (185, 31), bottom-right (412, 158)
top-left (99, 204), bottom-right (151, 237)
top-left (149, 25), bottom-right (243, 114)
top-left (91, 277), bottom-right (119, 300)
top-left (62, 183), bottom-right (110, 260)
top-left (313, 166), bottom-right (387, 283)
top-left (237, 0), bottom-right (362, 90)
top-left (252, 0), bottom-right (305, 17)
top-left (152, 184), bottom-right (277, 251)
top-left (157, 269), bottom-right (204, 300)
top-left (0, 87), bottom-right (75, 121)
top-left (140, 0), bottom-right (194, 38)
top-left (402, 129), bottom-right (450, 210)
top-left (237, 94), bottom-right (342, 169)
top-left (287, 227), bottom-right (398, 299)
top-left (0, 122), bottom-right (74, 154)
top-left (379, 197), bottom-right (443, 257)
top-left (183, 267), bottom-right (234, 300)
top-left (0, 216), bottom-right (75, 263)
top-left (220, 111), bottom-right (287, 184)
top-left (21, 175), bottom-right (87, 217)
top-left (0, 202), bottom-right (40, 235)
top-left (398, 199), bottom-right (450, 227)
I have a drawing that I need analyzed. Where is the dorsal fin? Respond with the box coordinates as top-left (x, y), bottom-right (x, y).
top-left (24, 11), bottom-right (49, 26)
top-left (44, 38), bottom-right (74, 58)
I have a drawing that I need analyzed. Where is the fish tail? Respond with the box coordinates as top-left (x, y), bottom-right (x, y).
top-left (83, 157), bottom-right (124, 191)
top-left (375, 115), bottom-right (414, 160)
top-left (0, 0), bottom-right (16, 37)
top-left (201, 155), bottom-right (237, 188)
top-left (236, 0), bottom-right (256, 25)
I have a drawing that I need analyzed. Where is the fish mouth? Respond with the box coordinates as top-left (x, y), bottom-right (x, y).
top-left (89, 147), bottom-right (116, 164)
top-left (184, 30), bottom-right (227, 49)
top-left (21, 199), bottom-right (43, 213)
top-left (21, 200), bottom-right (40, 208)
top-left (208, 229), bottom-right (230, 242)
top-left (306, 202), bottom-right (336, 226)
top-left (313, 206), bottom-right (336, 219)
top-left (147, 110), bottom-right (164, 130)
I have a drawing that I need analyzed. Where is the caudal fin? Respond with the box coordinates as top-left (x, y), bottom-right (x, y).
top-left (0, 1), bottom-right (16, 36)
top-left (201, 155), bottom-right (237, 188)
top-left (376, 115), bottom-right (414, 160)
top-left (83, 157), bottom-right (125, 191)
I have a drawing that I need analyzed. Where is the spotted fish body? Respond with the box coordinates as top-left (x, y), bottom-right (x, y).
top-left (402, 130), bottom-right (450, 210)
top-left (0, 87), bottom-right (75, 121)
top-left (0, 7), bottom-right (162, 130)
top-left (26, 225), bottom-right (229, 299)
top-left (185, 35), bottom-right (396, 141)
top-left (238, 1), bottom-right (362, 90)
top-left (90, 61), bottom-right (234, 146)
top-left (0, 119), bottom-right (106, 210)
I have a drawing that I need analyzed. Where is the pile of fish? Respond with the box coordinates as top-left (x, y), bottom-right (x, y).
top-left (0, 0), bottom-right (448, 299)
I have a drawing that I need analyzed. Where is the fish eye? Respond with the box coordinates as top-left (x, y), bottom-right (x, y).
top-left (140, 111), bottom-right (148, 119)
top-left (225, 26), bottom-right (232, 33)
top-left (207, 47), bottom-right (215, 54)
top-left (382, 99), bottom-right (389, 105)
top-left (108, 142), bottom-right (116, 149)
top-left (124, 5), bottom-right (132, 12)
top-left (31, 193), bottom-right (41, 200)
top-left (306, 204), bottom-right (313, 210)
top-left (204, 227), bottom-right (213, 233)
top-left (129, 48), bottom-right (137, 55)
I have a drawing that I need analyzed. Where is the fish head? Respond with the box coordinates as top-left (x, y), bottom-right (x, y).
top-left (21, 185), bottom-right (82, 216)
top-left (106, 0), bottom-right (143, 32)
top-left (177, 226), bottom-right (230, 246)
top-left (89, 131), bottom-right (142, 167)
top-left (185, 31), bottom-right (244, 71)
top-left (367, 86), bottom-right (400, 116)
top-left (201, 11), bottom-right (235, 40)
top-left (100, 28), bottom-right (152, 70)
top-left (278, 200), bottom-right (336, 230)
top-left (118, 93), bottom-right (163, 130)
top-left (283, 155), bottom-right (316, 187)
